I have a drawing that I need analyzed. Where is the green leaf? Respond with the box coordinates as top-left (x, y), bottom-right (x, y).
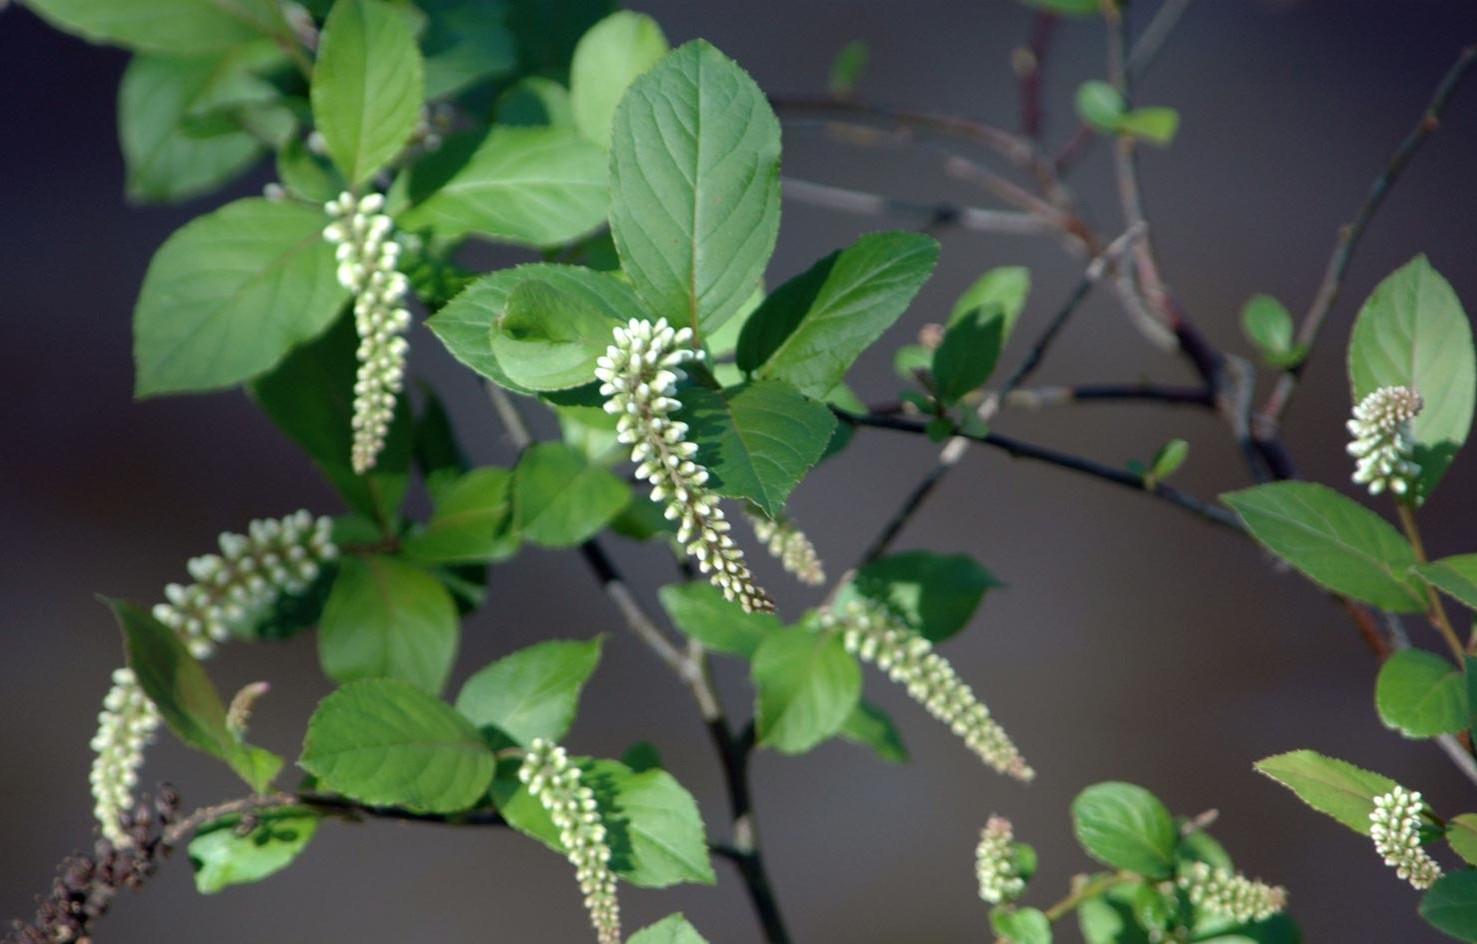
top-left (1071, 782), bottom-right (1178, 880)
top-left (609, 40), bottom-right (781, 335)
top-left (311, 0), bottom-right (425, 185)
top-left (419, 0), bottom-right (516, 99)
top-left (317, 556), bottom-right (459, 695)
top-left (678, 381), bottom-right (837, 518)
top-left (1447, 815), bottom-right (1477, 866)
top-left (752, 629), bottom-right (861, 754)
top-left (299, 678), bottom-right (495, 813)
top-left (400, 127), bottom-right (607, 248)
top-left (134, 198), bottom-right (347, 397)
top-left (1421, 872), bottom-right (1477, 942)
top-left (507, 0), bottom-right (615, 82)
top-left (1221, 482), bottom-right (1425, 612)
top-left (404, 467), bottom-right (518, 565)
top-left (118, 51), bottom-right (272, 203)
top-left (738, 232), bottom-right (940, 399)
top-left (497, 758), bottom-right (715, 887)
top-left (658, 582), bottom-right (780, 658)
top-left (1076, 80), bottom-right (1126, 132)
top-left (837, 699), bottom-right (909, 764)
top-left (1146, 439), bottom-right (1189, 486)
top-left (111, 599), bottom-right (282, 792)
top-left (490, 278), bottom-right (625, 391)
top-left (1348, 255), bottom-right (1476, 501)
top-left (188, 810), bottom-right (318, 894)
top-left (1241, 295), bottom-right (1297, 363)
top-left (26, 0), bottom-right (264, 54)
top-left (1417, 556), bottom-right (1477, 612)
top-left (1017, 0), bottom-right (1099, 15)
top-left (570, 11), bottom-right (669, 148)
top-left (1117, 107), bottom-right (1179, 146)
top-left (1375, 649), bottom-right (1467, 738)
top-left (250, 313), bottom-right (411, 528)
top-left (276, 136), bottom-right (346, 204)
top-left (992, 907), bottom-right (1053, 944)
top-left (629, 914), bottom-right (710, 944)
top-left (455, 638), bottom-right (603, 746)
top-left (1079, 882), bottom-right (1154, 944)
top-left (1254, 749), bottom-right (1398, 835)
top-left (828, 40), bottom-right (869, 97)
top-left (513, 443), bottom-right (630, 547)
top-left (845, 551), bottom-right (1000, 642)
top-left (930, 267), bottom-right (1030, 405)
top-left (429, 264), bottom-right (644, 390)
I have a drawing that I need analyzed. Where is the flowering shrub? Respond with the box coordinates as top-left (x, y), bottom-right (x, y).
top-left (9, 0), bottom-right (1477, 941)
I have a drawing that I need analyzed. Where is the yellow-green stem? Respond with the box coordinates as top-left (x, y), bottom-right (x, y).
top-left (1396, 502), bottom-right (1464, 662)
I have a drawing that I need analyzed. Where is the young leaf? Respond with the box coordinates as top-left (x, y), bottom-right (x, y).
top-left (629, 914), bottom-right (710, 944)
top-left (752, 629), bottom-right (862, 754)
top-left (570, 11), bottom-right (669, 148)
top-left (513, 443), bottom-right (630, 547)
top-left (737, 232), bottom-right (941, 399)
top-left (931, 266), bottom-right (1031, 405)
top-left (609, 40), bottom-right (781, 335)
top-left (311, 0), bottom-right (425, 186)
top-left (1146, 439), bottom-right (1189, 486)
top-left (1375, 649), bottom-right (1467, 738)
top-left (658, 582), bottom-right (780, 658)
top-left (188, 810), bottom-right (318, 894)
top-left (1117, 107), bottom-right (1179, 146)
top-left (838, 700), bottom-right (909, 764)
top-left (497, 758), bottom-right (715, 887)
top-left (26, 0), bottom-right (263, 54)
top-left (1241, 295), bottom-right (1299, 365)
top-left (679, 381), bottom-right (837, 518)
top-left (991, 907), bottom-right (1053, 944)
top-left (1017, 0), bottom-right (1098, 15)
top-left (1254, 749), bottom-right (1398, 835)
top-left (845, 551), bottom-right (1000, 642)
top-left (490, 278), bottom-right (625, 391)
top-left (1221, 482), bottom-right (1425, 612)
top-left (455, 638), bottom-right (603, 746)
top-left (299, 678), bottom-right (495, 813)
top-left (1348, 256), bottom-right (1475, 501)
top-left (134, 198), bottom-right (347, 397)
top-left (403, 467), bottom-right (518, 565)
top-left (1071, 782), bottom-right (1179, 880)
top-left (1420, 872), bottom-right (1477, 942)
top-left (251, 313), bottom-right (411, 529)
top-left (1416, 556), bottom-right (1477, 612)
top-left (428, 263), bottom-right (645, 391)
top-left (317, 556), bottom-right (460, 696)
top-left (828, 40), bottom-right (869, 97)
top-left (110, 599), bottom-right (282, 792)
top-left (1076, 80), bottom-right (1126, 132)
top-left (1447, 814), bottom-right (1477, 866)
top-left (400, 127), bottom-right (607, 248)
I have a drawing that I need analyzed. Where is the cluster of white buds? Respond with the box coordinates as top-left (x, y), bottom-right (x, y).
top-left (90, 512), bottom-right (337, 844)
top-left (1370, 786), bottom-right (1443, 889)
top-left (1347, 385), bottom-right (1423, 497)
top-left (88, 669), bottom-right (161, 846)
top-left (824, 599), bottom-right (1032, 780)
top-left (151, 511), bottom-right (338, 659)
top-left (1179, 862), bottom-right (1288, 924)
top-left (596, 318), bottom-right (774, 613)
top-left (975, 816), bottom-right (1026, 904)
top-left (518, 739), bottom-right (621, 944)
top-left (323, 191), bottom-right (412, 474)
top-left (747, 509), bottom-right (826, 586)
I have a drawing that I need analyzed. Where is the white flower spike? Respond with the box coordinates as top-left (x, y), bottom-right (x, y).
top-left (323, 191), bottom-right (412, 474)
top-left (88, 668), bottom-right (161, 846)
top-left (596, 317), bottom-right (774, 613)
top-left (975, 816), bottom-right (1025, 904)
top-left (823, 599), bottom-right (1031, 780)
top-left (748, 510), bottom-right (826, 586)
top-left (1370, 786), bottom-right (1443, 890)
top-left (1179, 862), bottom-right (1288, 924)
top-left (518, 739), bottom-right (621, 944)
top-left (1347, 385), bottom-right (1423, 497)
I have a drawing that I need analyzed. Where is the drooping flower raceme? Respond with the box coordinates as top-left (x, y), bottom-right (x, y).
top-left (89, 512), bottom-right (337, 845)
top-left (824, 599), bottom-right (1032, 780)
top-left (518, 739), bottom-right (621, 944)
top-left (1370, 786), bottom-right (1443, 889)
top-left (975, 815), bottom-right (1026, 904)
top-left (323, 191), bottom-right (412, 474)
top-left (1178, 862), bottom-right (1288, 923)
top-left (596, 318), bottom-right (774, 613)
top-left (1347, 385), bottom-right (1423, 497)
top-left (747, 509), bottom-right (826, 586)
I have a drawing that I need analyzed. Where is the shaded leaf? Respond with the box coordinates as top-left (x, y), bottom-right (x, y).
top-left (845, 551), bottom-right (1000, 643)
top-left (570, 11), bottom-right (669, 148)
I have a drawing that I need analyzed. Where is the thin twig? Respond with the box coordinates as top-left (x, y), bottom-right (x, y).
top-left (1015, 12), bottom-right (1058, 142)
top-left (1396, 502), bottom-right (1464, 662)
top-left (781, 176), bottom-right (1054, 236)
top-left (1258, 43), bottom-right (1477, 426)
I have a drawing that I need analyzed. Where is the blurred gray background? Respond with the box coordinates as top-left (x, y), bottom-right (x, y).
top-left (4, 0), bottom-right (1477, 940)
